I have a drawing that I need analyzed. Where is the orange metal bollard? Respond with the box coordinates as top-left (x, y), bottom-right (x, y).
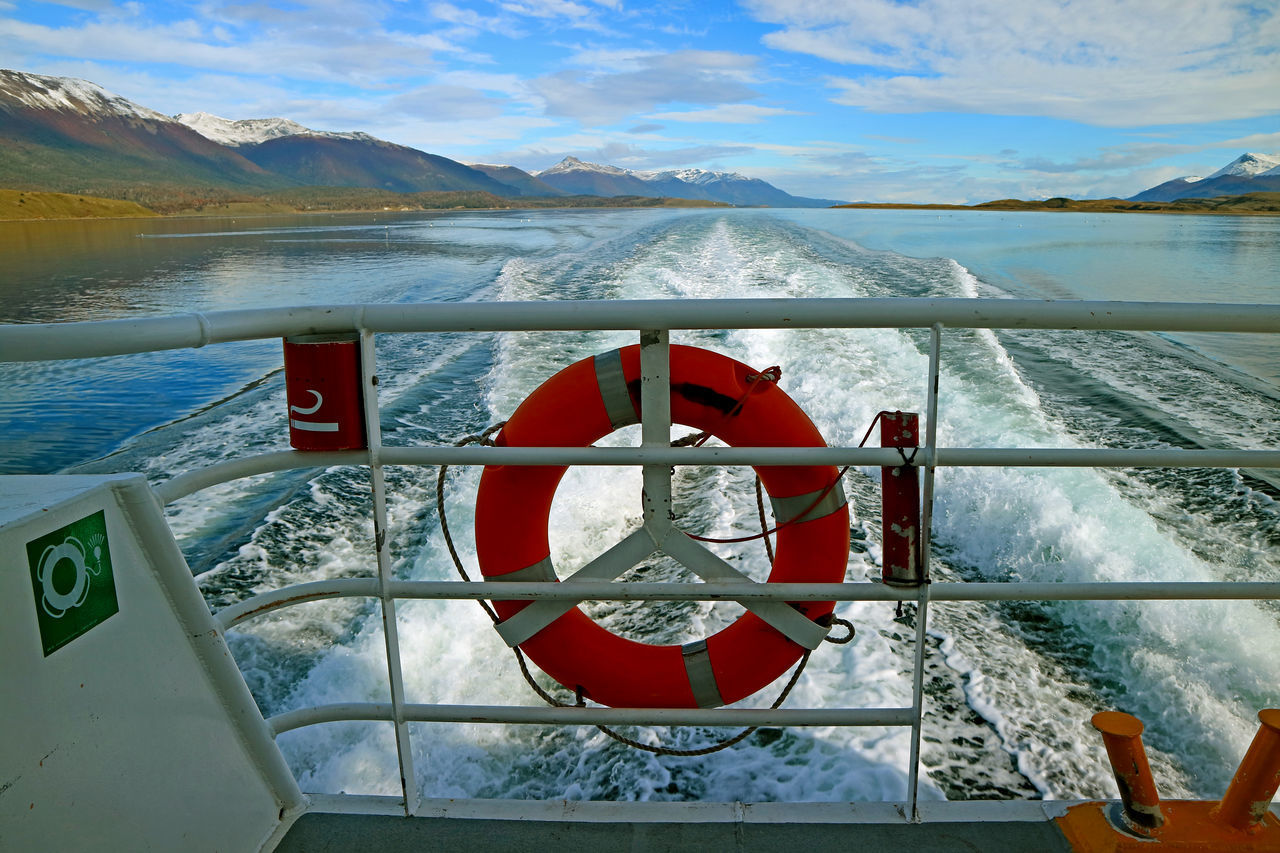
top-left (1213, 709), bottom-right (1280, 832)
top-left (1061, 709), bottom-right (1280, 850)
top-left (1092, 711), bottom-right (1165, 835)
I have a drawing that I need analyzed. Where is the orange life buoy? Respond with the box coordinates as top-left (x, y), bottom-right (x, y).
top-left (475, 344), bottom-right (849, 708)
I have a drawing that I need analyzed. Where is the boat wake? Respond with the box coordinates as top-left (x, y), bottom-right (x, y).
top-left (67, 211), bottom-right (1277, 803)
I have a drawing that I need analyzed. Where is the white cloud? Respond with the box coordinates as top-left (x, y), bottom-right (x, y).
top-left (435, 69), bottom-right (531, 96)
top-left (571, 141), bottom-right (757, 169)
top-left (500, 0), bottom-right (593, 19)
top-left (486, 135), bottom-right (757, 173)
top-left (429, 1), bottom-right (524, 38)
top-left (0, 3), bottom-right (454, 85)
top-left (430, 2), bottom-right (496, 27)
top-left (37, 0), bottom-right (115, 10)
top-left (531, 49), bottom-right (761, 126)
top-left (560, 45), bottom-right (663, 71)
top-left (746, 0), bottom-right (1280, 127)
top-left (647, 104), bottom-right (802, 124)
top-left (496, 0), bottom-right (621, 30)
top-left (1014, 145), bottom-right (1192, 174)
top-left (387, 84), bottom-right (508, 122)
top-left (1217, 131), bottom-right (1280, 152)
top-left (382, 113), bottom-right (560, 151)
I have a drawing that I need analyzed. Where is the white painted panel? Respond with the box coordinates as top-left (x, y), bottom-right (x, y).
top-left (0, 475), bottom-right (294, 853)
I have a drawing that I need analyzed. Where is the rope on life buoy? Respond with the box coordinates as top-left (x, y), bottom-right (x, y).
top-left (436, 421), bottom-right (854, 755)
top-left (437, 345), bottom-right (869, 753)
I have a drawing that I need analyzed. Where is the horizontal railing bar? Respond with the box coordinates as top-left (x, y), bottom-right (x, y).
top-left (933, 581), bottom-right (1280, 601)
top-left (5, 298), bottom-right (1280, 362)
top-left (157, 446), bottom-right (1280, 503)
top-left (219, 579), bottom-right (1280, 627)
top-left (267, 702), bottom-right (916, 735)
top-left (937, 448), bottom-right (1280, 468)
top-left (155, 450), bottom-right (368, 504)
top-left (216, 578), bottom-right (382, 628)
top-left (387, 446), bottom-right (1280, 469)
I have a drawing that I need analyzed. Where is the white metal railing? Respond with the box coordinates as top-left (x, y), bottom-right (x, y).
top-left (5, 297), bottom-right (1280, 821)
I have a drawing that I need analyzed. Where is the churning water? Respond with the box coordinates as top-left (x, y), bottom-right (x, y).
top-left (2, 208), bottom-right (1278, 804)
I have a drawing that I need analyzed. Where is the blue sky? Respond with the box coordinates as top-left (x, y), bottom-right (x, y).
top-left (2, 0), bottom-right (1277, 202)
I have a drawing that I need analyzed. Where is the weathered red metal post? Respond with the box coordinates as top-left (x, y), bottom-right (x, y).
top-left (282, 333), bottom-right (367, 451)
top-left (880, 411), bottom-right (922, 586)
top-left (1091, 711), bottom-right (1165, 835)
top-left (1213, 709), bottom-right (1280, 831)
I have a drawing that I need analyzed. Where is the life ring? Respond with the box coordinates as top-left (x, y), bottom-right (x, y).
top-left (475, 344), bottom-right (849, 708)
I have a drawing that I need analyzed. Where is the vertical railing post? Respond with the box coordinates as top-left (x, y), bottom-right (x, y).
top-left (906, 323), bottom-right (942, 821)
top-left (639, 329), bottom-right (673, 534)
top-left (359, 328), bottom-right (419, 815)
top-left (918, 325), bottom-right (941, 586)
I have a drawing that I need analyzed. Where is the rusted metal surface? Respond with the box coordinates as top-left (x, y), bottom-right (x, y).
top-left (1058, 800), bottom-right (1280, 851)
top-left (880, 411), bottom-right (922, 587)
top-left (1091, 711), bottom-right (1165, 834)
top-left (1058, 710), bottom-right (1280, 850)
top-left (1214, 709), bottom-right (1280, 831)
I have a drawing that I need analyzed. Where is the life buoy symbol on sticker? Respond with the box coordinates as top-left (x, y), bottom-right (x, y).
top-left (290, 389), bottom-right (340, 432)
top-left (36, 534), bottom-right (104, 619)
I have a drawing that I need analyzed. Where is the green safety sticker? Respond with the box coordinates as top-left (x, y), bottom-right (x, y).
top-left (26, 509), bottom-right (119, 656)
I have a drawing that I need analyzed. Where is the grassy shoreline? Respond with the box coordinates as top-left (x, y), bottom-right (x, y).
top-left (0, 187), bottom-right (727, 221)
top-left (3, 187), bottom-right (1277, 222)
top-left (0, 189), bottom-right (158, 220)
top-left (834, 192), bottom-right (1280, 215)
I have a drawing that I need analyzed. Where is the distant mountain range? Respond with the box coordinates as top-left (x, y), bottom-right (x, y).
top-left (531, 156), bottom-right (842, 206)
top-left (6, 69), bottom-right (1272, 211)
top-left (1129, 153), bottom-right (1280, 201)
top-left (0, 69), bottom-right (841, 208)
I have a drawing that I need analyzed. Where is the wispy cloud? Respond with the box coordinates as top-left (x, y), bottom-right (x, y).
top-left (498, 0), bottom-right (622, 32)
top-left (430, 1), bottom-right (519, 36)
top-left (531, 50), bottom-right (761, 126)
top-left (648, 104), bottom-right (802, 124)
top-left (0, 6), bottom-right (451, 85)
top-left (748, 0), bottom-right (1280, 127)
top-left (501, 136), bottom-right (755, 171)
top-left (578, 141), bottom-right (757, 170)
top-left (387, 85), bottom-right (508, 122)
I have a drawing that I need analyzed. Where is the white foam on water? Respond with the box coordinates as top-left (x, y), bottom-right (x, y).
top-left (189, 212), bottom-right (1278, 804)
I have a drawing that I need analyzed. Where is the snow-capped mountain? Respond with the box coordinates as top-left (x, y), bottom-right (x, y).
top-left (1130, 152), bottom-right (1280, 201)
top-left (0, 69), bottom-right (533, 198)
top-left (539, 156), bottom-right (632, 178)
top-left (0, 69), bottom-right (170, 122)
top-left (1206, 152), bottom-right (1280, 179)
top-left (175, 112), bottom-right (372, 147)
top-left (534, 157), bottom-right (656, 196)
top-left (0, 69), bottom-right (282, 195)
top-left (172, 110), bottom-right (519, 194)
top-left (535, 157), bottom-right (844, 207)
top-left (537, 157), bottom-right (752, 190)
top-left (637, 166), bottom-right (743, 185)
